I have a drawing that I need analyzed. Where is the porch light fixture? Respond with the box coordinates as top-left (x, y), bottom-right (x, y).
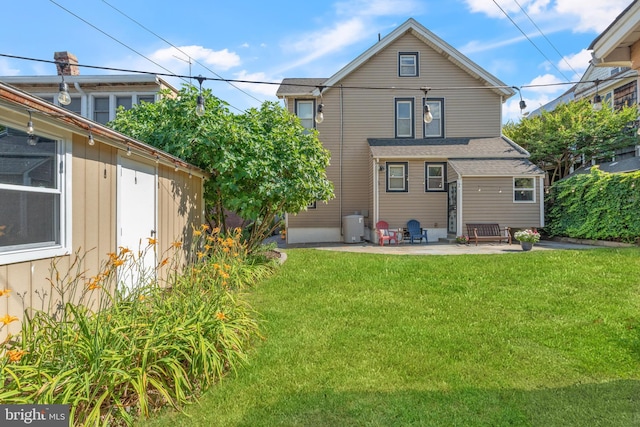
top-left (592, 79), bottom-right (602, 111)
top-left (26, 110), bottom-right (34, 135)
top-left (57, 62), bottom-right (72, 106)
top-left (174, 162), bottom-right (179, 172)
top-left (517, 87), bottom-right (526, 112)
top-left (315, 86), bottom-right (325, 124)
top-left (422, 86), bottom-right (433, 124)
top-left (126, 144), bottom-right (132, 156)
top-left (195, 75), bottom-right (205, 117)
top-left (88, 126), bottom-right (95, 146)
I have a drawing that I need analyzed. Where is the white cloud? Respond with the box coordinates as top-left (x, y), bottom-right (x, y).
top-left (149, 45), bottom-right (241, 71)
top-left (0, 58), bottom-right (21, 76)
top-left (335, 0), bottom-right (422, 16)
top-left (554, 0), bottom-right (630, 33)
top-left (523, 73), bottom-right (568, 94)
top-left (278, 18), bottom-right (368, 73)
top-left (241, 43), bottom-right (250, 48)
top-left (233, 70), bottom-right (280, 99)
top-left (558, 48), bottom-right (590, 73)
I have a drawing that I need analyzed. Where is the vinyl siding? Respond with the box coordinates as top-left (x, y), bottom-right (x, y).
top-left (1, 128), bottom-right (203, 339)
top-left (461, 177), bottom-right (541, 229)
top-left (377, 159), bottom-right (448, 230)
top-left (286, 31), bottom-right (504, 235)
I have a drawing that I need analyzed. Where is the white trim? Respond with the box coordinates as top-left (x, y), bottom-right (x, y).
top-left (0, 134), bottom-right (72, 265)
top-left (314, 18), bottom-right (514, 98)
top-left (590, 1), bottom-right (640, 66)
top-left (513, 176), bottom-right (536, 203)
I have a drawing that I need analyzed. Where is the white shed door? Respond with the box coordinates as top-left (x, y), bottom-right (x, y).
top-left (118, 156), bottom-right (157, 292)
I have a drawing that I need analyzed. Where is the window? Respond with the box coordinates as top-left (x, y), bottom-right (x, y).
top-left (395, 98), bottom-right (414, 138)
top-left (399, 52), bottom-right (418, 77)
top-left (137, 95), bottom-right (156, 104)
top-left (425, 163), bottom-right (446, 191)
top-left (386, 162), bottom-right (408, 192)
top-left (424, 98), bottom-right (444, 138)
top-left (295, 99), bottom-right (315, 130)
top-left (116, 96), bottom-right (133, 111)
top-left (514, 177), bottom-right (535, 202)
top-left (0, 124), bottom-right (70, 263)
top-left (93, 96), bottom-right (110, 124)
top-left (62, 97), bottom-right (82, 115)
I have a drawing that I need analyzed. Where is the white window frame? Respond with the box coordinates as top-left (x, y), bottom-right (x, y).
top-left (395, 98), bottom-right (414, 138)
top-left (423, 98), bottom-right (444, 138)
top-left (513, 177), bottom-right (535, 203)
top-left (425, 163), bottom-right (446, 192)
top-left (295, 99), bottom-right (315, 130)
top-left (399, 52), bottom-right (418, 77)
top-left (0, 124), bottom-right (72, 265)
top-left (386, 162), bottom-right (408, 192)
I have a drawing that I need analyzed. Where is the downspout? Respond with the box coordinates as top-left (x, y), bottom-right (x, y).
top-left (73, 82), bottom-right (87, 117)
top-left (539, 176), bottom-right (545, 227)
top-left (340, 84), bottom-right (344, 237)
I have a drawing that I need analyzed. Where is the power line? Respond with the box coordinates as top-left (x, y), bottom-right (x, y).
top-left (101, 0), bottom-right (264, 105)
top-left (4, 52), bottom-right (627, 94)
top-left (491, 0), bottom-right (572, 82)
top-left (513, 0), bottom-right (580, 77)
top-left (48, 0), bottom-right (189, 86)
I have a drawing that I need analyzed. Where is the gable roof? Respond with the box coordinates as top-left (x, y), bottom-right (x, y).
top-left (589, 0), bottom-right (640, 66)
top-left (276, 78), bottom-right (327, 97)
top-left (368, 136), bottom-right (529, 159)
top-left (311, 18), bottom-right (514, 99)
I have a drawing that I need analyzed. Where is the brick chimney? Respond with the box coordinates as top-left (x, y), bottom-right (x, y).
top-left (54, 51), bottom-right (80, 76)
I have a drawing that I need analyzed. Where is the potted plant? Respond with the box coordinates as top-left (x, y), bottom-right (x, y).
top-left (514, 228), bottom-right (540, 251)
top-left (455, 235), bottom-right (470, 245)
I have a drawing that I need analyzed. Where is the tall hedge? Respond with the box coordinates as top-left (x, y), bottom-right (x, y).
top-left (546, 167), bottom-right (640, 243)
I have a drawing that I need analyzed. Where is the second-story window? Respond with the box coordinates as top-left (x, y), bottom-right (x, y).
top-left (116, 96), bottom-right (133, 111)
top-left (295, 99), bottom-right (315, 130)
top-left (424, 98), bottom-right (444, 138)
top-left (395, 98), bottom-right (414, 138)
top-left (94, 97), bottom-right (110, 124)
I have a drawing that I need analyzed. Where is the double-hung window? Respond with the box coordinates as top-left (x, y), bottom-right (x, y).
top-left (295, 99), bottom-right (315, 131)
top-left (386, 162), bottom-right (408, 192)
top-left (399, 52), bottom-right (418, 77)
top-left (395, 98), bottom-right (414, 138)
top-left (0, 124), bottom-right (70, 263)
top-left (424, 98), bottom-right (444, 138)
top-left (425, 163), bottom-right (446, 191)
top-left (514, 177), bottom-right (535, 202)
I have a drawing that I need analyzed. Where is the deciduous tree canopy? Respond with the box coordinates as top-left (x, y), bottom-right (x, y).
top-left (503, 99), bottom-right (638, 183)
top-left (109, 85), bottom-right (334, 250)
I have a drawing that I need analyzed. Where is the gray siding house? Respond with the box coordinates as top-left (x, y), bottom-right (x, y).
top-left (277, 18), bottom-right (544, 244)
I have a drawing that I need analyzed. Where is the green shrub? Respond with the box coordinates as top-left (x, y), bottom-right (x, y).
top-left (546, 167), bottom-right (640, 243)
top-left (0, 225), bottom-right (277, 426)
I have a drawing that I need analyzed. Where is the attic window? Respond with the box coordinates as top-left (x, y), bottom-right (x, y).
top-left (399, 52), bottom-right (418, 77)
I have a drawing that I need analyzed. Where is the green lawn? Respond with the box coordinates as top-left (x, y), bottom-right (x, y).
top-left (139, 248), bottom-right (640, 426)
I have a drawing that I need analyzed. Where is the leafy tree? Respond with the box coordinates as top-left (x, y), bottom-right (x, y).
top-left (503, 99), bottom-right (638, 183)
top-left (109, 85), bottom-right (334, 251)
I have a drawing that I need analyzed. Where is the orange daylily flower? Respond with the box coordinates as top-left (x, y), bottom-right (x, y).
top-left (0, 289), bottom-right (11, 297)
top-left (159, 258), bottom-right (169, 267)
top-left (6, 349), bottom-right (26, 363)
top-left (147, 237), bottom-right (157, 245)
top-left (1, 314), bottom-right (19, 325)
top-left (112, 259), bottom-right (125, 267)
top-left (215, 312), bottom-right (226, 321)
top-left (172, 241), bottom-right (183, 248)
top-left (201, 224), bottom-right (210, 231)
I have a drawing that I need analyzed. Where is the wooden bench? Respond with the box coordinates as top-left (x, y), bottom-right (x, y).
top-left (466, 223), bottom-right (511, 246)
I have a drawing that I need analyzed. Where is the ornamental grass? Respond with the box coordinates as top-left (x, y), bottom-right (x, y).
top-left (0, 225), bottom-right (277, 426)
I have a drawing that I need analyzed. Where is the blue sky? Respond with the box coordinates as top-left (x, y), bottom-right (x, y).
top-left (0, 0), bottom-right (632, 122)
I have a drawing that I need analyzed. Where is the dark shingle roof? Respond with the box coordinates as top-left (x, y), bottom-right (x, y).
top-left (276, 78), bottom-right (327, 97)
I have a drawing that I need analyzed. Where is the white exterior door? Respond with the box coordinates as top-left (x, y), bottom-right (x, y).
top-left (117, 155), bottom-right (157, 292)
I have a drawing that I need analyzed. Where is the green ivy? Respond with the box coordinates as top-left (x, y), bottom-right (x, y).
top-left (546, 167), bottom-right (640, 243)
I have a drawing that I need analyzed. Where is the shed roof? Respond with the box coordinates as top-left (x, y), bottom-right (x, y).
top-left (368, 136), bottom-right (529, 159)
top-left (448, 158), bottom-right (544, 176)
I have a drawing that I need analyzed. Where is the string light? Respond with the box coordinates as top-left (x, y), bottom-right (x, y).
top-left (195, 75), bottom-right (205, 117)
top-left (88, 126), bottom-right (95, 146)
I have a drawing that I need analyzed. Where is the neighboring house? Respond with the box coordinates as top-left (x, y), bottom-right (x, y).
top-left (1, 51), bottom-right (178, 125)
top-left (0, 80), bottom-right (206, 340)
top-left (277, 18), bottom-right (544, 244)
